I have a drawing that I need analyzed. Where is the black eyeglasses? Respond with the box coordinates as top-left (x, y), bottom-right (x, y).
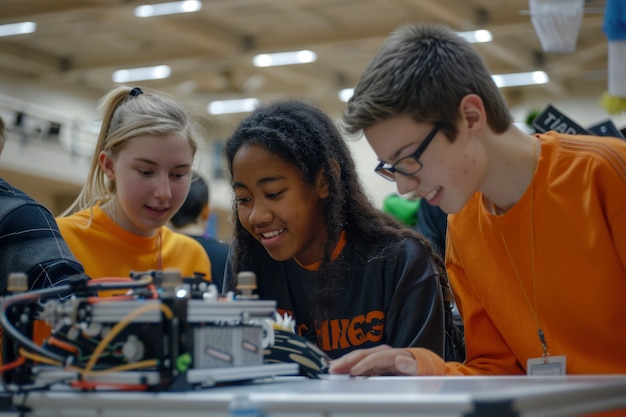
top-left (374, 123), bottom-right (442, 182)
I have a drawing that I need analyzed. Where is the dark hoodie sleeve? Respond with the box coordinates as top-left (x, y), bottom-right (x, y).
top-left (380, 237), bottom-right (446, 358)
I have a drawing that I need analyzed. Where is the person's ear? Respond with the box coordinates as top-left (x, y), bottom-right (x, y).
top-left (316, 160), bottom-right (340, 199)
top-left (200, 203), bottom-right (210, 221)
top-left (99, 151), bottom-right (116, 181)
top-left (459, 94), bottom-right (487, 133)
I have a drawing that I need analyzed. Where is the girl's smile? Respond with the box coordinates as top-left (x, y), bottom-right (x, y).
top-left (231, 144), bottom-right (330, 265)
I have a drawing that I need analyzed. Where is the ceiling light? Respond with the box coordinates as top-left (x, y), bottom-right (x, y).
top-left (112, 65), bottom-right (171, 82)
top-left (457, 29), bottom-right (493, 43)
top-left (252, 50), bottom-right (317, 67)
top-left (0, 22), bottom-right (36, 37)
top-left (492, 71), bottom-right (549, 88)
top-left (208, 98), bottom-right (260, 115)
top-left (134, 0), bottom-right (202, 17)
top-left (338, 71), bottom-right (549, 102)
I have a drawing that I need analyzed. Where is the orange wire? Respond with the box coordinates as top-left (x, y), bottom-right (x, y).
top-left (0, 356), bottom-right (25, 373)
top-left (46, 336), bottom-right (80, 355)
top-left (88, 295), bottom-right (135, 303)
top-left (70, 380), bottom-right (148, 391)
top-left (88, 277), bottom-right (133, 283)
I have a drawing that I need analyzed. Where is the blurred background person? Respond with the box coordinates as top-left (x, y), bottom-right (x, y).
top-left (170, 170), bottom-right (229, 290)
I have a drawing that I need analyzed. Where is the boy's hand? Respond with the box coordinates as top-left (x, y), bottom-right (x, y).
top-left (328, 344), bottom-right (417, 376)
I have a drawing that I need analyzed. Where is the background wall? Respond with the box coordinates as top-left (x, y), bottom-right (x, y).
top-left (1, 73), bottom-right (624, 243)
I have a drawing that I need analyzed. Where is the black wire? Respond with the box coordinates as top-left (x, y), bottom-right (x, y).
top-left (1, 275), bottom-right (154, 364)
top-left (1, 285), bottom-right (72, 362)
top-left (1, 274), bottom-right (156, 393)
top-left (87, 274), bottom-right (153, 292)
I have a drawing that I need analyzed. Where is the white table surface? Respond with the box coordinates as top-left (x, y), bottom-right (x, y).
top-left (6, 374), bottom-right (626, 417)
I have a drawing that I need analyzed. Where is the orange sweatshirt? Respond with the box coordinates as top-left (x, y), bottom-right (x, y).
top-left (407, 131), bottom-right (626, 377)
top-left (57, 206), bottom-right (211, 283)
top-left (33, 206), bottom-right (212, 343)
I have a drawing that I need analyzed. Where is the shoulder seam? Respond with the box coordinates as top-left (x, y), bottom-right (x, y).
top-left (560, 138), bottom-right (626, 184)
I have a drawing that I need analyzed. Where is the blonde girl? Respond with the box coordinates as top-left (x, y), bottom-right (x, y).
top-left (57, 86), bottom-right (211, 284)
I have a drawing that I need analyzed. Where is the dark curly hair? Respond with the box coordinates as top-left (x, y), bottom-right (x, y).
top-left (224, 99), bottom-right (453, 308)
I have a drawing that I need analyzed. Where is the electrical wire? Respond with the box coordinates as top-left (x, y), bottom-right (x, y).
top-left (18, 348), bottom-right (62, 367)
top-left (19, 344), bottom-right (159, 374)
top-left (1, 284), bottom-right (72, 363)
top-left (84, 302), bottom-right (174, 372)
top-left (72, 359), bottom-right (158, 376)
top-left (70, 380), bottom-right (148, 391)
top-left (86, 275), bottom-right (154, 292)
top-left (2, 273), bottom-right (178, 392)
top-left (0, 356), bottom-right (25, 373)
top-left (1, 274), bottom-right (155, 364)
top-left (44, 336), bottom-right (79, 355)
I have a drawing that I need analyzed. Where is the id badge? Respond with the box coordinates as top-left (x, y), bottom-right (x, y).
top-left (527, 355), bottom-right (567, 376)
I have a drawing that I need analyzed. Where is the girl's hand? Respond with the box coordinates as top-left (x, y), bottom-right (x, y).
top-left (328, 344), bottom-right (417, 376)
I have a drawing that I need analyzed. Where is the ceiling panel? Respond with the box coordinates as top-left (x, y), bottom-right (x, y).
top-left (0, 0), bottom-right (610, 130)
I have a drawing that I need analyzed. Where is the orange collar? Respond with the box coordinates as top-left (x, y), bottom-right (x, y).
top-left (294, 230), bottom-right (347, 271)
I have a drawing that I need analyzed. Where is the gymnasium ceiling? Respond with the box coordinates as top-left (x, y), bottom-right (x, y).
top-left (0, 0), bottom-right (610, 132)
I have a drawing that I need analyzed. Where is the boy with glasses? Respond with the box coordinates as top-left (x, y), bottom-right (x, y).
top-left (374, 123), bottom-right (443, 182)
top-left (329, 23), bottom-right (626, 378)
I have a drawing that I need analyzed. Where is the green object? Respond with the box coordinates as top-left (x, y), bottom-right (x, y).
top-left (176, 353), bottom-right (192, 372)
top-left (382, 194), bottom-right (421, 226)
top-left (526, 110), bottom-right (540, 128)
